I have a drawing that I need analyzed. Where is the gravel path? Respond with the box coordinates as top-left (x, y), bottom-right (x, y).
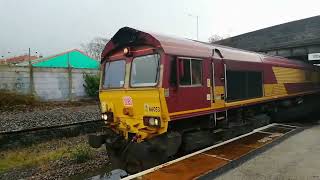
top-left (0, 104), bottom-right (101, 133)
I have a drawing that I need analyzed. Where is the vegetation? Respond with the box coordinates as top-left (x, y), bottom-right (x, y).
top-left (0, 90), bottom-right (37, 110)
top-left (0, 146), bottom-right (67, 172)
top-left (81, 37), bottom-right (109, 61)
top-left (208, 34), bottom-right (230, 44)
top-left (0, 137), bottom-right (96, 173)
top-left (70, 145), bottom-right (93, 163)
top-left (83, 73), bottom-right (100, 98)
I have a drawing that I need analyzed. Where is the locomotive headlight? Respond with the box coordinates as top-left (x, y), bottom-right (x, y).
top-left (123, 48), bottom-right (129, 55)
top-left (123, 47), bottom-right (132, 56)
top-left (101, 114), bottom-right (108, 121)
top-left (143, 116), bottom-right (161, 128)
top-left (101, 112), bottom-right (114, 122)
top-left (149, 117), bottom-right (156, 125)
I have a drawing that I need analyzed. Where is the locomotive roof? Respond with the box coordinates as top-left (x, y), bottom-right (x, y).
top-left (102, 27), bottom-right (316, 70)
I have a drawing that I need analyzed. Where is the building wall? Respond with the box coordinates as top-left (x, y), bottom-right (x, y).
top-left (216, 15), bottom-right (320, 62)
top-left (216, 16), bottom-right (320, 52)
top-left (33, 68), bottom-right (70, 100)
top-left (0, 65), bottom-right (31, 94)
top-left (72, 70), bottom-right (89, 98)
top-left (0, 65), bottom-right (98, 101)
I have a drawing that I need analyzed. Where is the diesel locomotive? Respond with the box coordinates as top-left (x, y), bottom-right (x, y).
top-left (89, 27), bottom-right (320, 173)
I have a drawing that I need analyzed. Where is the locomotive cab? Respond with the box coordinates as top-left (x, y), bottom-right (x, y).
top-left (99, 46), bottom-right (169, 142)
top-left (89, 27), bottom-right (185, 172)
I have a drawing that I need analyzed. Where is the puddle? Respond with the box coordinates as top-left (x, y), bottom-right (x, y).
top-left (67, 167), bottom-right (127, 180)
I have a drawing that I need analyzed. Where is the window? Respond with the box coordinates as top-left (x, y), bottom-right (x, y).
top-left (103, 60), bottom-right (126, 88)
top-left (226, 70), bottom-right (263, 101)
top-left (192, 60), bottom-right (202, 85)
top-left (179, 58), bottom-right (202, 86)
top-left (169, 57), bottom-right (177, 86)
top-left (130, 54), bottom-right (160, 87)
top-left (179, 59), bottom-right (191, 85)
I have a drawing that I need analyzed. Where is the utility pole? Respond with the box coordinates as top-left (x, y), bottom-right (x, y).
top-left (67, 52), bottom-right (73, 101)
top-left (28, 48), bottom-right (31, 64)
top-left (29, 48), bottom-right (34, 95)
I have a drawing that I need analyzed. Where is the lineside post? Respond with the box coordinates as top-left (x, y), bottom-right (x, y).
top-left (67, 52), bottom-right (73, 101)
top-left (28, 48), bottom-right (35, 95)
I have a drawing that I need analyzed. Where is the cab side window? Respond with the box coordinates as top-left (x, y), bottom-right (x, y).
top-left (179, 59), bottom-right (191, 85)
top-left (191, 60), bottom-right (202, 85)
top-left (169, 57), bottom-right (177, 86)
top-left (179, 58), bottom-right (202, 86)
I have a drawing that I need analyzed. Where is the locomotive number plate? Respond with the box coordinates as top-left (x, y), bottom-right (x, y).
top-left (144, 104), bottom-right (160, 113)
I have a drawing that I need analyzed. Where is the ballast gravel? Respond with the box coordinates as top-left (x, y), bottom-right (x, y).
top-left (0, 104), bottom-right (101, 133)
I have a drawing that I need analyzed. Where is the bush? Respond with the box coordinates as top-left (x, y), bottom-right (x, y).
top-left (69, 145), bottom-right (93, 163)
top-left (83, 73), bottom-right (100, 98)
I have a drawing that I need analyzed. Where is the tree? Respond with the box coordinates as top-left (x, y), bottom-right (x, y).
top-left (208, 34), bottom-right (229, 44)
top-left (81, 37), bottom-right (109, 61)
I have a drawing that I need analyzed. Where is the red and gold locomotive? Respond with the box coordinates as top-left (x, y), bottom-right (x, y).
top-left (89, 27), bottom-right (320, 172)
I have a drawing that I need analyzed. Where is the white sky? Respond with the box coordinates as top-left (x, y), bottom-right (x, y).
top-left (0, 0), bottom-right (319, 57)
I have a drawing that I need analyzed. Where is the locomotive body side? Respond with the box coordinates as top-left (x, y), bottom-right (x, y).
top-left (165, 46), bottom-right (320, 121)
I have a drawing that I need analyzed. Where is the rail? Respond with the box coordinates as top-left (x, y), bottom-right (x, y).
top-left (0, 120), bottom-right (105, 149)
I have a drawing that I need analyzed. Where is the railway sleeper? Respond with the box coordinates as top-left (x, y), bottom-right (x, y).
top-left (246, 114), bottom-right (271, 129)
top-left (180, 130), bottom-right (222, 153)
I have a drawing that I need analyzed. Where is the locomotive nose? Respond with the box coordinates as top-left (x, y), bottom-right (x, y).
top-left (98, 89), bottom-right (167, 141)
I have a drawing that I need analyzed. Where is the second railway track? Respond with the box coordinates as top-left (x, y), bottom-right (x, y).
top-left (0, 120), bottom-right (105, 149)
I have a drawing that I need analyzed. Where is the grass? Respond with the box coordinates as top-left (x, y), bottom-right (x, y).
top-left (0, 90), bottom-right (98, 112)
top-left (0, 147), bottom-right (67, 172)
top-left (0, 90), bottom-right (37, 110)
top-left (0, 137), bottom-right (95, 173)
top-left (70, 145), bottom-right (93, 163)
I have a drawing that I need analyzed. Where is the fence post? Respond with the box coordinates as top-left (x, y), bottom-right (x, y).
top-left (28, 48), bottom-right (35, 95)
top-left (67, 52), bottom-right (73, 101)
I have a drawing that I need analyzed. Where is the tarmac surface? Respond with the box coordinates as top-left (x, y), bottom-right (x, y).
top-left (216, 123), bottom-right (320, 180)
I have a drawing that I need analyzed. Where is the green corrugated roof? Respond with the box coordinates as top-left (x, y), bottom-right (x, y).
top-left (32, 50), bottom-right (99, 69)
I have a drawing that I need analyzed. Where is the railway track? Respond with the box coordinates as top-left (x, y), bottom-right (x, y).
top-left (101, 123), bottom-right (302, 180)
top-left (0, 120), bottom-right (105, 149)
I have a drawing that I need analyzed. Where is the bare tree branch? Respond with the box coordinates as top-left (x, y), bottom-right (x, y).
top-left (81, 37), bottom-right (109, 61)
top-left (208, 34), bottom-right (229, 44)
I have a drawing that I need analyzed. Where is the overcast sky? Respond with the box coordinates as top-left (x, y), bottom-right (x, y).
top-left (0, 0), bottom-right (319, 57)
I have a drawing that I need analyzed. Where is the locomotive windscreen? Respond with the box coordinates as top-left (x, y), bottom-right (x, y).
top-left (226, 70), bottom-right (263, 101)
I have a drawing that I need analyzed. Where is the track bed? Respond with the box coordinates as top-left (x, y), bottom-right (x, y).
top-left (122, 123), bottom-right (300, 180)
